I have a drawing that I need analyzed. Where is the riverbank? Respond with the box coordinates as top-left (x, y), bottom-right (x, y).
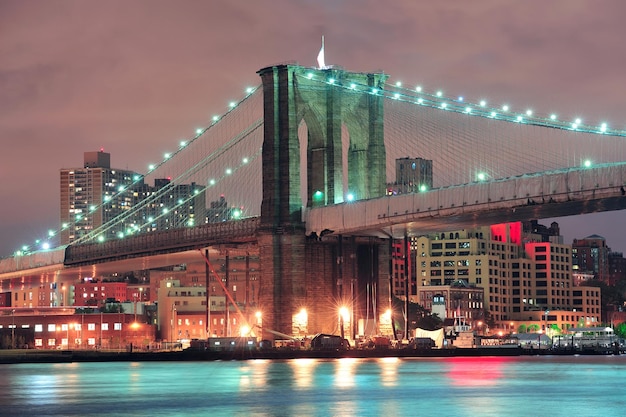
top-left (2, 345), bottom-right (621, 364)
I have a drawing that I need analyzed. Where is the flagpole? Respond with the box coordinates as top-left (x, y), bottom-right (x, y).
top-left (317, 35), bottom-right (326, 69)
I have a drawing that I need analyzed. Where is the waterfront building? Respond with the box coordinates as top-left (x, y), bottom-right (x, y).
top-left (0, 307), bottom-right (154, 350)
top-left (156, 278), bottom-right (234, 343)
top-left (418, 280), bottom-right (485, 325)
top-left (414, 221), bottom-right (601, 333)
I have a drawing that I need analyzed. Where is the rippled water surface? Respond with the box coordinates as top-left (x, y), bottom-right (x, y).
top-left (1, 356), bottom-right (625, 416)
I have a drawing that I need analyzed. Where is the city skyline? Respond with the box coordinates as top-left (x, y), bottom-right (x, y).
top-left (2, 1), bottom-right (626, 258)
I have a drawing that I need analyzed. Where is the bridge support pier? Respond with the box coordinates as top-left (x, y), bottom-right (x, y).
top-left (257, 231), bottom-right (391, 341)
top-left (256, 63), bottom-right (391, 340)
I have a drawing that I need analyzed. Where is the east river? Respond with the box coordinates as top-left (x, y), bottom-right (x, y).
top-left (1, 355), bottom-right (625, 416)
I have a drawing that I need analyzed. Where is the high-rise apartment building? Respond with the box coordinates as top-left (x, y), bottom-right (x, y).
top-left (60, 150), bottom-right (207, 244)
top-left (132, 178), bottom-right (206, 232)
top-left (572, 235), bottom-right (611, 284)
top-left (60, 150), bottom-right (140, 244)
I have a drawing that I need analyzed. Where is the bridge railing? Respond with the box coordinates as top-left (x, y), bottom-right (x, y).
top-left (0, 248), bottom-right (66, 275)
top-left (64, 217), bottom-right (260, 266)
top-left (305, 164), bottom-right (626, 236)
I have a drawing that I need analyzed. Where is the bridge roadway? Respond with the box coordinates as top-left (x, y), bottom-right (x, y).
top-left (305, 164), bottom-right (626, 238)
top-left (1, 164), bottom-right (625, 281)
top-left (0, 218), bottom-right (260, 282)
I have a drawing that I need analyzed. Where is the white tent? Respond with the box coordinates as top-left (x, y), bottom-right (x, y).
top-left (414, 328), bottom-right (445, 348)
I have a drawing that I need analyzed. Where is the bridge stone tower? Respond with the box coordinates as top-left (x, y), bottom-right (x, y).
top-left (257, 64), bottom-right (389, 338)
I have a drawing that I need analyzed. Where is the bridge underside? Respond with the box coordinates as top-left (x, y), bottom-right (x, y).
top-left (306, 165), bottom-right (626, 239)
top-left (63, 218), bottom-right (260, 267)
top-left (315, 194), bottom-right (626, 240)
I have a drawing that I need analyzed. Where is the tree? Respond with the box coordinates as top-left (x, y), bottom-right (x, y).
top-left (549, 324), bottom-right (561, 335)
top-left (479, 309), bottom-right (495, 330)
top-left (527, 323), bottom-right (540, 333)
top-left (391, 296), bottom-right (429, 332)
top-left (100, 303), bottom-right (123, 313)
top-left (415, 313), bottom-right (443, 331)
top-left (615, 322), bottom-right (626, 339)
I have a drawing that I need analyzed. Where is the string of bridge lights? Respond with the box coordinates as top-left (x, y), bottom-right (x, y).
top-left (299, 68), bottom-right (621, 185)
top-left (301, 71), bottom-right (626, 137)
top-left (14, 68), bottom-right (625, 258)
top-left (75, 119), bottom-right (264, 247)
top-left (12, 85), bottom-right (262, 258)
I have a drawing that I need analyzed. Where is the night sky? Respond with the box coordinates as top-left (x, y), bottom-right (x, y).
top-left (2, 1), bottom-right (626, 258)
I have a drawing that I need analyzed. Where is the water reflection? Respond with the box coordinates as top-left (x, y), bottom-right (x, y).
top-left (334, 357), bottom-right (358, 388)
top-left (377, 357), bottom-right (399, 387)
top-left (238, 359), bottom-right (271, 389)
top-left (445, 356), bottom-right (511, 387)
top-left (1, 356), bottom-right (625, 417)
top-left (289, 358), bottom-right (317, 388)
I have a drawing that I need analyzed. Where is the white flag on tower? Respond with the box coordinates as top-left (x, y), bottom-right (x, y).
top-left (317, 36), bottom-right (326, 69)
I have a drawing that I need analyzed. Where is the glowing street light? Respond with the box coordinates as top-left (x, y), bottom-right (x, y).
top-left (293, 308), bottom-right (308, 336)
top-left (339, 306), bottom-right (350, 339)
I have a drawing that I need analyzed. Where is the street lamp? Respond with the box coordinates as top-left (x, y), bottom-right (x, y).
top-left (130, 322), bottom-right (140, 351)
top-left (134, 287), bottom-right (144, 322)
top-left (11, 309), bottom-right (15, 349)
top-left (171, 305), bottom-right (177, 348)
top-left (239, 324), bottom-right (251, 337)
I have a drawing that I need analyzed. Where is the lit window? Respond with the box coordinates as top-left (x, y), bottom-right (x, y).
top-left (35, 324), bottom-right (43, 332)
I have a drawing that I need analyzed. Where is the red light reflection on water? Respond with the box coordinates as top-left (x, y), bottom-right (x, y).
top-left (446, 356), bottom-right (513, 387)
